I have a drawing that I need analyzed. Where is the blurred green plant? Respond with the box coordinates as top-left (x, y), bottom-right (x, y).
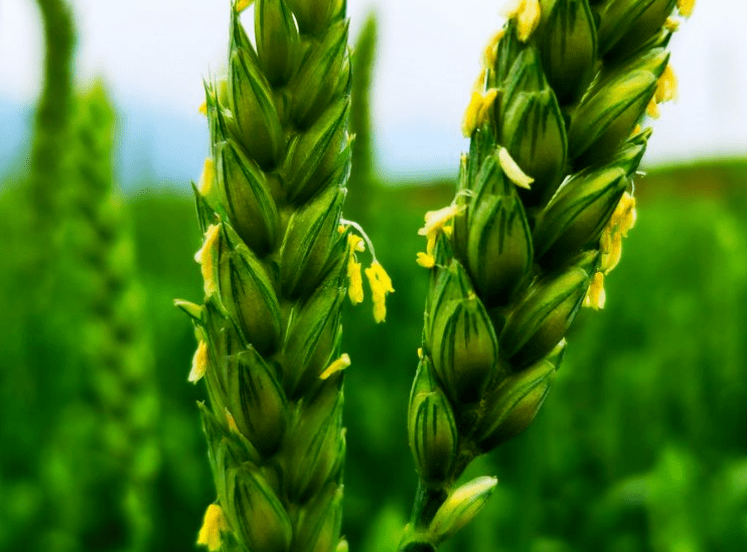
top-left (345, 11), bottom-right (378, 225)
top-left (38, 82), bottom-right (160, 552)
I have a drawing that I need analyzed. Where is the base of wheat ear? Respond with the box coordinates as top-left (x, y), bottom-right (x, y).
top-left (402, 0), bottom-right (693, 549)
top-left (177, 1), bottom-right (391, 552)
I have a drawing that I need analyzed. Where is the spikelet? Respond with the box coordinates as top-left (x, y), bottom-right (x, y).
top-left (401, 1), bottom-right (689, 548)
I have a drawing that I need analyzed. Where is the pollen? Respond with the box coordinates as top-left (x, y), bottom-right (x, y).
top-left (320, 353), bottom-right (352, 380)
top-left (365, 261), bottom-right (394, 323)
top-left (195, 224), bottom-right (221, 297)
top-left (189, 340), bottom-right (209, 383)
top-left (502, 0), bottom-right (541, 42)
top-left (197, 504), bottom-right (228, 551)
top-left (677, 0), bottom-right (695, 18)
top-left (199, 101), bottom-right (208, 116)
top-left (583, 271), bottom-right (607, 310)
top-left (236, 0), bottom-right (254, 12)
top-left (498, 147), bottom-right (534, 189)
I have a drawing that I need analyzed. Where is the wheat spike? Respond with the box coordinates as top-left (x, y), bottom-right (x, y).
top-left (181, 1), bottom-right (389, 551)
top-left (401, 0), bottom-right (690, 549)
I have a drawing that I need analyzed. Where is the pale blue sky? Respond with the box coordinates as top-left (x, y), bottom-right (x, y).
top-left (1, 0), bottom-right (745, 177)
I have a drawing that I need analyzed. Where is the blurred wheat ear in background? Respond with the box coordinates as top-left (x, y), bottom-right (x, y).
top-left (400, 1), bottom-right (693, 549)
top-left (38, 82), bottom-right (160, 552)
top-left (181, 1), bottom-right (391, 551)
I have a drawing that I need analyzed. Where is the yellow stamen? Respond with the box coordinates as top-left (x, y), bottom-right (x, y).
top-left (677, 0), bottom-right (695, 18)
top-left (502, 0), bottom-right (541, 42)
top-left (462, 88), bottom-right (498, 137)
top-left (483, 29), bottom-right (506, 69)
top-left (583, 271), bottom-right (606, 310)
top-left (197, 504), bottom-right (229, 551)
top-left (646, 96), bottom-right (661, 119)
top-left (319, 353), bottom-right (351, 380)
top-left (655, 64), bottom-right (678, 104)
top-left (664, 17), bottom-right (680, 32)
top-left (365, 261), bottom-right (394, 323)
top-left (418, 205), bottom-right (461, 240)
top-left (199, 157), bottom-right (215, 196)
top-left (498, 147), bottom-right (533, 189)
top-left (199, 101), bottom-right (208, 116)
top-left (236, 0), bottom-right (254, 12)
top-left (601, 232), bottom-right (623, 274)
top-left (616, 192), bottom-right (637, 237)
top-left (631, 124), bottom-right (642, 137)
top-left (417, 347), bottom-right (424, 358)
top-left (195, 224), bottom-right (221, 297)
top-left (346, 234), bottom-right (365, 305)
top-left (416, 233), bottom-right (438, 268)
top-left (189, 340), bottom-right (209, 383)
top-left (416, 252), bottom-right (436, 268)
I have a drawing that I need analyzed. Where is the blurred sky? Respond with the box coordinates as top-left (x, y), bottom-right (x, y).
top-left (1, 0), bottom-right (746, 180)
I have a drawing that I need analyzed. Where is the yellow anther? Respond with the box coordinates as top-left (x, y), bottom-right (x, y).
top-left (419, 205), bottom-right (461, 240)
top-left (417, 347), bottom-right (424, 358)
top-left (498, 147), bottom-right (534, 189)
top-left (631, 124), bottom-right (643, 137)
top-left (646, 96), bottom-right (661, 119)
top-left (197, 504), bottom-right (228, 551)
top-left (601, 231), bottom-right (623, 273)
top-left (655, 64), bottom-right (678, 104)
top-left (198, 101), bottom-right (208, 116)
top-left (236, 0), bottom-right (254, 12)
top-left (583, 271), bottom-right (606, 310)
top-left (483, 29), bottom-right (505, 69)
top-left (664, 17), bottom-right (680, 32)
top-left (199, 157), bottom-right (215, 196)
top-left (365, 261), bottom-right (394, 323)
top-left (502, 0), bottom-right (541, 42)
top-left (462, 88), bottom-right (498, 137)
top-left (346, 234), bottom-right (366, 305)
top-left (195, 224), bottom-right (221, 297)
top-left (189, 340), bottom-right (209, 383)
top-left (677, 0), bottom-right (695, 18)
top-left (320, 353), bottom-right (351, 380)
top-left (416, 252), bottom-right (436, 269)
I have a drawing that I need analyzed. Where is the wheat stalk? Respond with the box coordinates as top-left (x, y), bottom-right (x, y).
top-left (401, 0), bottom-right (693, 549)
top-left (180, 2), bottom-right (391, 552)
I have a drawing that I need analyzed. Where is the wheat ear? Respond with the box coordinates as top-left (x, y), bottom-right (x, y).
top-left (180, 2), bottom-right (391, 552)
top-left (42, 83), bottom-right (160, 552)
top-left (401, 0), bottom-right (692, 549)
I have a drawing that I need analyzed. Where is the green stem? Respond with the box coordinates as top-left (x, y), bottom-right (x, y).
top-left (399, 480), bottom-right (448, 552)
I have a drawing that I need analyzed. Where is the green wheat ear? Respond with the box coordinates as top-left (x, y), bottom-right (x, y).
top-left (401, 0), bottom-right (692, 549)
top-left (181, 2), bottom-right (391, 552)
